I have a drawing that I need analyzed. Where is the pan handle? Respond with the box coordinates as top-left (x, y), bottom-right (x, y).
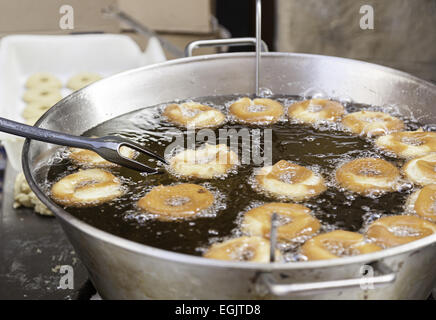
top-left (184, 37), bottom-right (268, 57)
top-left (256, 262), bottom-right (397, 296)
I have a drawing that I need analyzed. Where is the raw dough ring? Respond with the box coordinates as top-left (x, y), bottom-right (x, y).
top-left (163, 102), bottom-right (226, 128)
top-left (335, 158), bottom-right (400, 196)
top-left (204, 236), bottom-right (279, 263)
top-left (403, 153), bottom-right (436, 186)
top-left (22, 87), bottom-right (62, 104)
top-left (301, 230), bottom-right (381, 260)
top-left (25, 73), bottom-right (62, 89)
top-left (375, 130), bottom-right (436, 158)
top-left (67, 72), bottom-right (102, 91)
top-left (342, 111), bottom-right (404, 137)
top-left (242, 202), bottom-right (321, 242)
top-left (137, 184), bottom-right (214, 221)
top-left (255, 160), bottom-right (326, 201)
top-left (366, 215), bottom-right (436, 248)
top-left (69, 145), bottom-right (136, 168)
top-left (229, 97), bottom-right (284, 124)
top-left (21, 101), bottom-right (54, 121)
top-left (168, 144), bottom-right (238, 179)
top-left (288, 99), bottom-right (345, 124)
top-left (407, 184), bottom-right (436, 223)
top-left (51, 169), bottom-right (123, 207)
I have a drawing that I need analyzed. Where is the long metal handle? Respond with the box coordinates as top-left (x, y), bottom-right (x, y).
top-left (257, 262), bottom-right (396, 296)
top-left (255, 0), bottom-right (262, 96)
top-left (0, 117), bottom-right (96, 150)
top-left (184, 37), bottom-right (268, 57)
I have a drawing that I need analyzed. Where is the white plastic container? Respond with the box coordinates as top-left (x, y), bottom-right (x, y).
top-left (0, 34), bottom-right (166, 171)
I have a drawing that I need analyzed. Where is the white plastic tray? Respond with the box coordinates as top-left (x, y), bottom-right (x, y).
top-left (0, 34), bottom-right (166, 171)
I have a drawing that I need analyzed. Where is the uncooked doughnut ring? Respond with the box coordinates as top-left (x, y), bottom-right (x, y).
top-left (335, 158), bottom-right (400, 196)
top-left (21, 101), bottom-right (55, 122)
top-left (69, 145), bottom-right (136, 168)
top-left (375, 130), bottom-right (436, 158)
top-left (366, 215), bottom-right (436, 248)
top-left (67, 72), bottom-right (102, 91)
top-left (51, 169), bottom-right (123, 207)
top-left (301, 230), bottom-right (381, 260)
top-left (288, 99), bottom-right (345, 124)
top-left (229, 97), bottom-right (284, 124)
top-left (407, 184), bottom-right (436, 223)
top-left (403, 153), bottom-right (436, 186)
top-left (25, 73), bottom-right (62, 89)
top-left (168, 144), bottom-right (238, 179)
top-left (22, 87), bottom-right (62, 104)
top-left (255, 160), bottom-right (326, 201)
top-left (342, 111), bottom-right (404, 137)
top-left (242, 202), bottom-right (321, 242)
top-left (137, 184), bottom-right (214, 221)
top-left (204, 236), bottom-right (279, 263)
top-left (163, 102), bottom-right (226, 128)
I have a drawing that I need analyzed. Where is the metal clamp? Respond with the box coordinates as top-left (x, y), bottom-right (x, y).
top-left (184, 37), bottom-right (268, 57)
top-left (257, 262), bottom-right (397, 296)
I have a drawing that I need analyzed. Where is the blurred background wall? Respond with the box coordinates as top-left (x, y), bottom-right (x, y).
top-left (275, 0), bottom-right (436, 82)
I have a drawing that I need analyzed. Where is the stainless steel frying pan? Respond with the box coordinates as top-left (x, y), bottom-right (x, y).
top-left (22, 52), bottom-right (436, 299)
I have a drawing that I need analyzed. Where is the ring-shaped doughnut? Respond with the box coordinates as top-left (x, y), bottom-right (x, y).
top-left (336, 158), bottom-right (400, 196)
top-left (255, 160), bottom-right (326, 201)
top-left (229, 97), bottom-right (284, 124)
top-left (403, 153), bottom-right (436, 186)
top-left (22, 101), bottom-right (55, 121)
top-left (67, 72), bottom-right (102, 91)
top-left (204, 236), bottom-right (279, 263)
top-left (51, 169), bottom-right (123, 207)
top-left (25, 73), bottom-right (62, 89)
top-left (242, 202), bottom-right (321, 242)
top-left (288, 99), bottom-right (345, 124)
top-left (22, 87), bottom-right (62, 104)
top-left (301, 230), bottom-right (381, 260)
top-left (163, 102), bottom-right (226, 129)
top-left (375, 130), bottom-right (436, 158)
top-left (137, 184), bottom-right (214, 221)
top-left (407, 184), bottom-right (436, 223)
top-left (342, 111), bottom-right (404, 137)
top-left (168, 144), bottom-right (238, 179)
top-left (69, 145), bottom-right (136, 168)
top-left (366, 215), bottom-right (436, 248)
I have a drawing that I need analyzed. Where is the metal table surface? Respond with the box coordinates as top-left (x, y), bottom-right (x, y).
top-left (0, 160), bottom-right (90, 299)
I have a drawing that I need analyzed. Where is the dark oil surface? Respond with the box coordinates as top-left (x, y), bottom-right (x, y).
top-left (45, 95), bottom-right (423, 259)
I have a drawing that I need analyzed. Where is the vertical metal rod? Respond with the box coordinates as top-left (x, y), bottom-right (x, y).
top-left (269, 212), bottom-right (278, 263)
top-left (255, 0), bottom-right (262, 96)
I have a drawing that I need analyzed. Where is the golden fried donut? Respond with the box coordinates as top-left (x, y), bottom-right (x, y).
top-left (137, 184), bottom-right (214, 220)
top-left (242, 202), bottom-right (321, 242)
top-left (51, 169), bottom-right (123, 207)
top-left (255, 160), bottom-right (326, 201)
top-left (407, 184), bottom-right (436, 223)
top-left (229, 97), bottom-right (284, 124)
top-left (69, 146), bottom-right (136, 168)
top-left (375, 130), bottom-right (436, 158)
top-left (366, 215), bottom-right (436, 248)
top-left (67, 72), bottom-right (102, 91)
top-left (301, 230), bottom-right (381, 260)
top-left (25, 73), bottom-right (62, 89)
top-left (336, 158), bottom-right (400, 196)
top-left (168, 144), bottom-right (238, 179)
top-left (163, 102), bottom-right (225, 129)
top-left (288, 99), bottom-right (345, 124)
top-left (403, 153), bottom-right (436, 186)
top-left (342, 111), bottom-right (404, 137)
top-left (204, 236), bottom-right (279, 263)
top-left (22, 87), bottom-right (62, 104)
